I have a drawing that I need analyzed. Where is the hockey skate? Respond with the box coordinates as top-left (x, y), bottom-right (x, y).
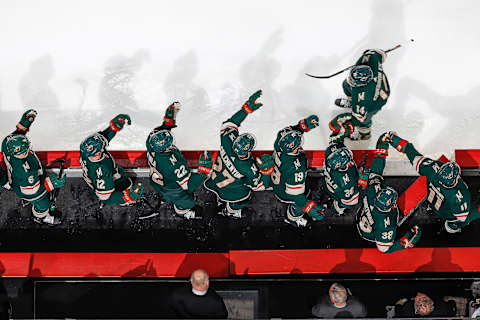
top-left (444, 220), bottom-right (461, 234)
top-left (334, 97), bottom-right (351, 109)
top-left (218, 207), bottom-right (242, 219)
top-left (34, 214), bottom-right (62, 226)
top-left (174, 204), bottom-right (198, 220)
top-left (333, 200), bottom-right (346, 216)
top-left (284, 216), bottom-right (308, 228)
top-left (177, 210), bottom-right (196, 220)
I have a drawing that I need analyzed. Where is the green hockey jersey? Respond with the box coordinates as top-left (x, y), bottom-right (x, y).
top-left (322, 142), bottom-right (360, 208)
top-left (406, 149), bottom-right (472, 222)
top-left (356, 155), bottom-right (403, 253)
top-left (205, 113), bottom-right (264, 202)
top-left (346, 49), bottom-right (390, 127)
top-left (80, 148), bottom-right (122, 201)
top-left (271, 127), bottom-right (309, 206)
top-left (0, 154), bottom-right (7, 187)
top-left (146, 143), bottom-right (206, 194)
top-left (1, 134), bottom-right (47, 201)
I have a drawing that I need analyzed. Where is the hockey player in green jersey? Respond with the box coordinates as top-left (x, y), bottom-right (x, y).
top-left (80, 114), bottom-right (143, 206)
top-left (322, 140), bottom-right (361, 215)
top-left (0, 154), bottom-right (7, 189)
top-left (266, 115), bottom-right (326, 227)
top-left (204, 90), bottom-right (267, 218)
top-left (1, 109), bottom-right (65, 225)
top-left (330, 48), bottom-right (390, 141)
top-left (146, 102), bottom-right (213, 219)
top-left (385, 131), bottom-right (480, 233)
top-left (356, 133), bottom-right (421, 253)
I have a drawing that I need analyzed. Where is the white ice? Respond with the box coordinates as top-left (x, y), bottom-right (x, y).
top-left (0, 0), bottom-right (479, 162)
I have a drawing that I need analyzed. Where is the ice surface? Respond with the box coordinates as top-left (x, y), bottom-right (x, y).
top-left (0, 0), bottom-right (479, 161)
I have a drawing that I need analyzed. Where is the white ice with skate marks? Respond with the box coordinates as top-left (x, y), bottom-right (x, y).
top-left (0, 0), bottom-right (479, 166)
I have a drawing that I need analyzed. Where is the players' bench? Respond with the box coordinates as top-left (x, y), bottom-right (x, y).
top-left (31, 149), bottom-right (428, 177)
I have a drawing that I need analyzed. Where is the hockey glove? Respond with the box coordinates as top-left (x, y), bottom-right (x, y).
top-left (163, 101), bottom-right (181, 127)
top-left (375, 133), bottom-right (390, 157)
top-left (122, 182), bottom-right (144, 204)
top-left (400, 225), bottom-right (422, 249)
top-left (242, 90), bottom-right (263, 113)
top-left (110, 114), bottom-right (131, 132)
top-left (198, 151), bottom-right (213, 176)
top-left (256, 154), bottom-right (274, 175)
top-left (17, 109), bottom-right (38, 133)
top-left (298, 115), bottom-right (320, 132)
top-left (44, 173), bottom-right (66, 192)
top-left (381, 131), bottom-right (409, 152)
top-left (357, 166), bottom-right (370, 190)
top-left (303, 201), bottom-right (326, 221)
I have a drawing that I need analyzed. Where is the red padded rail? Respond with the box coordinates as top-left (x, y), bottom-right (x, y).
top-left (0, 253), bottom-right (229, 278)
top-left (229, 247), bottom-right (477, 275)
top-left (456, 149), bottom-right (480, 167)
top-left (34, 150), bottom-right (384, 169)
top-left (0, 248), bottom-right (476, 278)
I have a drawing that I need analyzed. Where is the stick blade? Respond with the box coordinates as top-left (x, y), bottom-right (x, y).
top-left (305, 73), bottom-right (330, 79)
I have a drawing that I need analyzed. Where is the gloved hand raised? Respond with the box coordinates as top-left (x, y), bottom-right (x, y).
top-left (256, 154), bottom-right (274, 175)
top-left (163, 101), bottom-right (181, 127)
top-left (17, 109), bottom-right (38, 133)
top-left (298, 115), bottom-right (319, 132)
top-left (110, 114), bottom-right (131, 132)
top-left (198, 151), bottom-right (213, 176)
top-left (242, 90), bottom-right (263, 113)
top-left (357, 166), bottom-right (370, 190)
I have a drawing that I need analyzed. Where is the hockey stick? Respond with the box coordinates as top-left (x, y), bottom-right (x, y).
top-left (46, 159), bottom-right (65, 212)
top-left (305, 44), bottom-right (402, 79)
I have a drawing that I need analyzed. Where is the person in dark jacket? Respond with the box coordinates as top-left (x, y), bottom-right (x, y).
top-left (395, 292), bottom-right (456, 318)
top-left (169, 269), bottom-right (228, 319)
top-left (312, 283), bottom-right (367, 318)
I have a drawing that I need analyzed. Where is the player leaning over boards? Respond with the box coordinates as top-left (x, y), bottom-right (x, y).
top-left (322, 138), bottom-right (361, 216)
top-left (385, 131), bottom-right (480, 234)
top-left (80, 114), bottom-right (143, 206)
top-left (0, 154), bottom-right (7, 190)
top-left (266, 115), bottom-right (326, 227)
top-left (356, 133), bottom-right (421, 253)
top-left (146, 102), bottom-right (213, 219)
top-left (204, 90), bottom-right (268, 219)
top-left (1, 110), bottom-right (65, 225)
top-left (329, 48), bottom-right (390, 141)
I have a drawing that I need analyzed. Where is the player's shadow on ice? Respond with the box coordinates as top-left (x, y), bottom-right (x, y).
top-left (387, 77), bottom-right (480, 154)
top-left (163, 50), bottom-right (208, 113)
top-left (98, 49), bottom-right (151, 114)
top-left (19, 54), bottom-right (60, 111)
top-left (415, 247), bottom-right (463, 273)
top-left (330, 249), bottom-right (376, 273)
top-left (238, 29), bottom-right (283, 121)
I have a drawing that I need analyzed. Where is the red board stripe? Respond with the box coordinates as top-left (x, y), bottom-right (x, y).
top-left (229, 248), bottom-right (478, 275)
top-left (0, 253), bottom-right (229, 278)
top-left (397, 176), bottom-right (427, 216)
top-left (33, 150), bottom-right (381, 169)
top-left (0, 248), bottom-right (477, 277)
top-left (456, 149), bottom-right (480, 167)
